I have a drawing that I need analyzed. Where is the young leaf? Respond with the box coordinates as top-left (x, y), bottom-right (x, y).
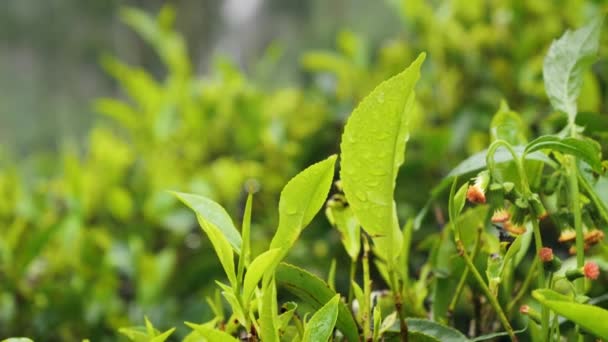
top-left (490, 101), bottom-right (528, 145)
top-left (275, 263), bottom-right (360, 342)
top-left (205, 222), bottom-right (238, 288)
top-left (242, 248), bottom-right (282, 305)
top-left (326, 204), bottom-right (361, 261)
top-left (173, 192), bottom-right (242, 253)
top-left (533, 288), bottom-right (608, 339)
top-left (269, 155), bottom-right (337, 252)
top-left (237, 192), bottom-right (253, 283)
top-left (185, 322), bottom-right (239, 342)
top-left (525, 135), bottom-right (602, 172)
top-left (340, 53), bottom-right (425, 260)
top-left (259, 280), bottom-right (280, 342)
top-left (278, 302), bottom-right (298, 331)
top-left (301, 295), bottom-right (340, 342)
top-left (543, 16), bottom-right (603, 120)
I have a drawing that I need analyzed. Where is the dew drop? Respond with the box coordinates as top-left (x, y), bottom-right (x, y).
top-left (355, 191), bottom-right (368, 201)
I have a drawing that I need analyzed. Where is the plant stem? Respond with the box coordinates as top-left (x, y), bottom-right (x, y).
top-left (389, 268), bottom-right (409, 342)
top-left (455, 240), bottom-right (517, 341)
top-left (578, 172), bottom-right (608, 224)
top-left (447, 226), bottom-right (482, 320)
top-left (507, 257), bottom-right (539, 314)
top-left (348, 258), bottom-right (357, 306)
top-left (362, 235), bottom-right (372, 340)
top-left (566, 157), bottom-right (585, 289)
top-left (530, 218), bottom-right (549, 339)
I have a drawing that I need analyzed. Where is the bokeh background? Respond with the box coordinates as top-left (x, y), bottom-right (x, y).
top-left (1, 0), bottom-right (607, 340)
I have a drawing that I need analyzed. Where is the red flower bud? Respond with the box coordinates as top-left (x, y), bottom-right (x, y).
top-left (538, 247), bottom-right (553, 263)
top-left (583, 262), bottom-right (600, 280)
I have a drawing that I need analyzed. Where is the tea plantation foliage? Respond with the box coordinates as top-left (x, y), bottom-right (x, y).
top-left (2, 1), bottom-right (608, 341)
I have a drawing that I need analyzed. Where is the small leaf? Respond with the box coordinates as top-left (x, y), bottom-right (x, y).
top-left (278, 302), bottom-right (298, 331)
top-left (533, 288), bottom-right (608, 339)
top-left (543, 16), bottom-right (604, 120)
top-left (2, 339), bottom-right (35, 342)
top-left (275, 263), bottom-right (360, 342)
top-left (490, 101), bottom-right (528, 145)
top-left (173, 192), bottom-right (241, 253)
top-left (340, 53), bottom-right (425, 261)
top-left (269, 155), bottom-right (337, 252)
top-left (185, 322), bottom-right (239, 342)
top-left (242, 248), bottom-right (282, 305)
top-left (327, 204), bottom-right (361, 261)
top-left (259, 280), bottom-right (280, 342)
top-left (525, 135), bottom-right (602, 172)
top-left (302, 295), bottom-right (340, 342)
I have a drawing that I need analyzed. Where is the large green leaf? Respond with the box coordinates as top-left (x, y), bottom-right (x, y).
top-left (185, 322), bottom-right (239, 342)
top-left (173, 192), bottom-right (241, 253)
top-left (525, 135), bottom-right (602, 172)
top-left (543, 17), bottom-right (603, 120)
top-left (302, 295), bottom-right (340, 342)
top-left (275, 263), bottom-right (360, 342)
top-left (269, 155), bottom-right (337, 251)
top-left (340, 53), bottom-right (425, 260)
top-left (533, 289), bottom-right (608, 339)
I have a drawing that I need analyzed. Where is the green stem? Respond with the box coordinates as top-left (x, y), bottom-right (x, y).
top-left (531, 218), bottom-right (549, 340)
top-left (578, 172), bottom-right (608, 224)
top-left (362, 235), bottom-right (372, 340)
top-left (347, 258), bottom-right (357, 307)
top-left (507, 257), bottom-right (539, 314)
top-left (447, 225), bottom-right (482, 319)
top-left (389, 268), bottom-right (409, 342)
top-left (456, 240), bottom-right (516, 341)
top-left (566, 157), bottom-right (585, 287)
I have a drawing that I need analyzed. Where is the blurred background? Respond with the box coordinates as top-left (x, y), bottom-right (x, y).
top-left (1, 0), bottom-right (607, 340)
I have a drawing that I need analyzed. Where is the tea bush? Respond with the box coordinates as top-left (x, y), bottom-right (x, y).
top-left (1, 1), bottom-right (608, 341)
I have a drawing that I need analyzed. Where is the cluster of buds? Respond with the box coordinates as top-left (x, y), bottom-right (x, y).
top-left (558, 228), bottom-right (605, 255)
top-left (538, 247), bottom-right (562, 272)
top-left (566, 261), bottom-right (601, 281)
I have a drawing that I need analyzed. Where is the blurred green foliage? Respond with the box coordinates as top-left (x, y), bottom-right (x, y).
top-left (1, 1), bottom-right (607, 340)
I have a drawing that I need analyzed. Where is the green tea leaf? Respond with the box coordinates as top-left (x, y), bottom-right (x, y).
top-left (185, 322), bottom-right (239, 342)
top-left (173, 192), bottom-right (241, 253)
top-left (269, 155), bottom-right (337, 252)
top-left (340, 53), bottom-right (425, 260)
top-left (275, 263), bottom-right (359, 342)
top-left (302, 295), bottom-right (340, 342)
top-left (533, 288), bottom-right (608, 339)
top-left (242, 248), bottom-right (282, 305)
top-left (490, 101), bottom-right (527, 145)
top-left (259, 280), bottom-right (280, 342)
top-left (326, 204), bottom-right (361, 261)
top-left (385, 318), bottom-right (470, 341)
top-left (205, 222), bottom-right (238, 288)
top-left (525, 135), bottom-right (602, 172)
top-left (446, 147), bottom-right (554, 180)
top-left (543, 16), bottom-right (603, 120)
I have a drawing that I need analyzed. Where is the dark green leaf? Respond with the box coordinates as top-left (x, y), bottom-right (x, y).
top-left (525, 135), bottom-right (602, 172)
